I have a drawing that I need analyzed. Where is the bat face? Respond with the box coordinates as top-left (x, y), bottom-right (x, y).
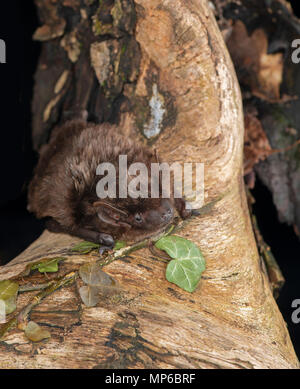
top-left (125, 199), bottom-right (174, 231)
top-left (92, 198), bottom-right (175, 235)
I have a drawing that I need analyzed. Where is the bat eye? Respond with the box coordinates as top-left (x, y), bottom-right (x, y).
top-left (134, 213), bottom-right (143, 223)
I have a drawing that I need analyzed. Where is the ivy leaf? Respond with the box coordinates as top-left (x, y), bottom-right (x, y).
top-left (24, 321), bottom-right (51, 342)
top-left (0, 280), bottom-right (19, 314)
top-left (71, 241), bottom-right (100, 254)
top-left (31, 257), bottom-right (64, 273)
top-left (155, 236), bottom-right (206, 293)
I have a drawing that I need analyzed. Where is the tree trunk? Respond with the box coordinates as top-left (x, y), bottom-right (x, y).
top-left (0, 0), bottom-right (298, 369)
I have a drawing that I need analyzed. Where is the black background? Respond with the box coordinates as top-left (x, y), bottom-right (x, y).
top-left (0, 0), bottom-right (299, 360)
top-left (0, 1), bottom-right (43, 262)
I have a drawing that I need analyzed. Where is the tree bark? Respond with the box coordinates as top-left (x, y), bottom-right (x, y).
top-left (0, 0), bottom-right (298, 369)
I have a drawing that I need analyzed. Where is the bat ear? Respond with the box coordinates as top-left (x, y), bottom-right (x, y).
top-left (93, 201), bottom-right (131, 228)
top-left (92, 201), bottom-right (128, 218)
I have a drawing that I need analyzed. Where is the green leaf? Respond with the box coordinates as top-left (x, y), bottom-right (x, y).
top-left (3, 296), bottom-right (17, 316)
top-left (114, 241), bottom-right (126, 250)
top-left (155, 236), bottom-right (206, 293)
top-left (31, 257), bottom-right (64, 273)
top-left (0, 280), bottom-right (19, 315)
top-left (24, 321), bottom-right (51, 342)
top-left (71, 241), bottom-right (100, 254)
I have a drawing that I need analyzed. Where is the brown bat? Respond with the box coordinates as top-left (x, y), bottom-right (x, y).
top-left (27, 118), bottom-right (192, 252)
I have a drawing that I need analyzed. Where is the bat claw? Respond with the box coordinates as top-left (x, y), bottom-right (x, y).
top-left (98, 233), bottom-right (114, 246)
top-left (98, 245), bottom-right (114, 255)
top-left (98, 233), bottom-right (115, 255)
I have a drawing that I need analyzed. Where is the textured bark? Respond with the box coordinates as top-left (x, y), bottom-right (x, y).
top-left (0, 0), bottom-right (299, 369)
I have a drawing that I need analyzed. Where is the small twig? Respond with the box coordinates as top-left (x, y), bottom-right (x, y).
top-left (97, 195), bottom-right (225, 268)
top-left (0, 317), bottom-right (17, 339)
top-left (267, 138), bottom-right (300, 156)
top-left (17, 271), bottom-right (77, 324)
top-left (0, 272), bottom-right (77, 339)
top-left (19, 282), bottom-right (55, 293)
top-left (148, 241), bottom-right (170, 262)
top-left (97, 222), bottom-right (177, 268)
